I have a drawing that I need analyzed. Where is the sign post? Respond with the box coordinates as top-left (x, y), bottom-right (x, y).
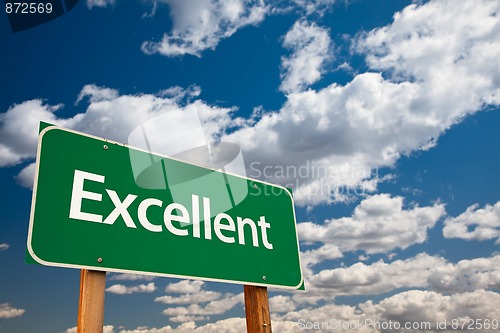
top-left (244, 285), bottom-right (272, 333)
top-left (77, 270), bottom-right (106, 333)
top-left (28, 123), bottom-right (303, 332)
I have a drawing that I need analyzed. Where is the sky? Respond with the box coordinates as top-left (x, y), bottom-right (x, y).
top-left (0, 0), bottom-right (499, 332)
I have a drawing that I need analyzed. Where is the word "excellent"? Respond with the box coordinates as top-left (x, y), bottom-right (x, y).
top-left (68, 170), bottom-right (273, 250)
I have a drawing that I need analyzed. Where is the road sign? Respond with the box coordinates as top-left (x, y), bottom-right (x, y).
top-left (27, 124), bottom-right (303, 289)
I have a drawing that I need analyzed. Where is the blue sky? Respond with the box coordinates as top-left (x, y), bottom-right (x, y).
top-left (1, 0), bottom-right (499, 332)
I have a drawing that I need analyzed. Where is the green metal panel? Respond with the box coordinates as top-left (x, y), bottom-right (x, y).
top-left (27, 125), bottom-right (303, 289)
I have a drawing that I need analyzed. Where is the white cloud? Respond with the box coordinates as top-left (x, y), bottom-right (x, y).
top-left (67, 86), bottom-right (233, 144)
top-left (443, 201), bottom-right (500, 243)
top-left (291, 0), bottom-right (337, 16)
top-left (427, 255), bottom-right (500, 293)
top-left (364, 289), bottom-right (500, 332)
top-left (300, 243), bottom-right (343, 268)
top-left (0, 243), bottom-right (9, 251)
top-left (141, 0), bottom-right (268, 57)
top-left (155, 290), bottom-right (221, 304)
top-left (63, 325), bottom-right (115, 333)
top-left (2, 2), bottom-right (500, 207)
top-left (299, 243), bottom-right (343, 282)
top-left (227, 73), bottom-right (418, 205)
top-left (161, 293), bottom-right (243, 322)
top-left (108, 273), bottom-right (156, 281)
top-left (269, 295), bottom-right (296, 313)
top-left (155, 291), bottom-right (221, 305)
top-left (106, 282), bottom-right (157, 294)
top-left (0, 100), bottom-right (67, 167)
top-left (63, 287), bottom-right (500, 332)
top-left (225, 0), bottom-right (500, 206)
top-left (158, 85), bottom-right (201, 102)
top-left (15, 162), bottom-right (35, 188)
top-left (86, 0), bottom-right (115, 9)
top-left (156, 281), bottom-right (244, 323)
top-left (117, 323), bottom-right (184, 333)
top-left (169, 315), bottom-right (208, 323)
top-left (184, 317), bottom-right (245, 333)
top-left (0, 303), bottom-right (25, 318)
top-left (3, 0), bottom-right (500, 208)
top-left (297, 194), bottom-right (445, 254)
top-left (280, 20), bottom-right (332, 93)
top-left (305, 254), bottom-right (500, 298)
top-left (357, 0), bottom-right (500, 103)
top-left (165, 280), bottom-right (205, 294)
top-left (119, 318), bottom-right (245, 333)
top-left (88, 288), bottom-right (500, 333)
top-left (308, 253), bottom-right (445, 296)
top-left (276, 303), bottom-right (373, 333)
top-left (275, 289), bottom-right (500, 333)
top-left (0, 85), bottom-right (235, 188)
top-left (93, 288), bottom-right (500, 332)
top-left (76, 84), bottom-right (119, 104)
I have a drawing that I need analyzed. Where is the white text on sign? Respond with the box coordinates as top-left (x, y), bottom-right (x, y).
top-left (69, 170), bottom-right (273, 250)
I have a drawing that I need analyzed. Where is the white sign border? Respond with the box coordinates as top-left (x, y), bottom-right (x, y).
top-left (27, 124), bottom-right (304, 290)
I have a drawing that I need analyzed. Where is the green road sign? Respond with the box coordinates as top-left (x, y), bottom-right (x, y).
top-left (27, 124), bottom-right (303, 289)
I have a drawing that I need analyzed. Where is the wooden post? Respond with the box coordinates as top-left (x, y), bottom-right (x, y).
top-left (77, 269), bottom-right (106, 333)
top-left (244, 285), bottom-right (272, 333)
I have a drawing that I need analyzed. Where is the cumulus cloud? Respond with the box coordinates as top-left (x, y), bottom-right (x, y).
top-left (106, 282), bottom-right (157, 294)
top-left (291, 0), bottom-right (337, 16)
top-left (225, 0), bottom-right (500, 206)
top-left (86, 0), bottom-right (115, 9)
top-left (443, 201), bottom-right (500, 243)
top-left (164, 280), bottom-right (205, 294)
top-left (0, 84), bottom-right (236, 188)
top-left (297, 194), bottom-right (445, 254)
top-left (155, 280), bottom-right (242, 323)
top-left (155, 291), bottom-right (221, 305)
top-left (269, 295), bottom-right (296, 313)
top-left (155, 283), bottom-right (221, 305)
top-left (308, 253), bottom-right (445, 296)
top-left (108, 273), bottom-right (156, 281)
top-left (68, 85), bottom-right (234, 145)
top-left (364, 289), bottom-right (500, 332)
top-left (141, 0), bottom-right (268, 57)
top-left (76, 84), bottom-right (119, 104)
top-left (304, 254), bottom-right (500, 300)
top-left (0, 303), bottom-right (25, 318)
top-left (280, 20), bottom-right (332, 93)
top-left (357, 0), bottom-right (500, 99)
top-left (117, 318), bottom-right (245, 333)
top-left (3, 1), bottom-right (500, 207)
top-left (299, 243), bottom-right (343, 282)
top-left (70, 288), bottom-right (500, 333)
top-left (161, 293), bottom-right (243, 322)
top-left (3, 0), bottom-right (497, 207)
top-left (276, 303), bottom-right (374, 333)
top-left (300, 243), bottom-right (343, 268)
top-left (427, 255), bottom-right (500, 293)
top-left (282, 252), bottom-right (500, 310)
top-left (63, 325), bottom-right (115, 333)
top-left (14, 162), bottom-right (36, 188)
top-left (0, 100), bottom-right (67, 167)
top-left (113, 323), bottom-right (188, 333)
top-left (183, 318), bottom-right (246, 333)
top-left (275, 289), bottom-right (500, 333)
